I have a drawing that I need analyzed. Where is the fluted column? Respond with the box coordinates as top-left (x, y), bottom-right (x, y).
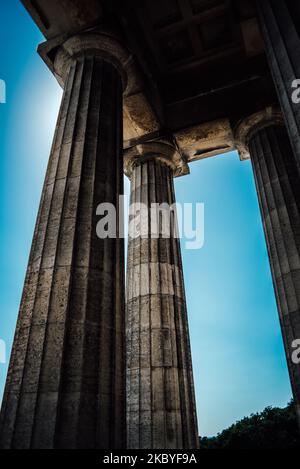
top-left (0, 33), bottom-right (128, 449)
top-left (125, 142), bottom-right (199, 449)
top-left (236, 113), bottom-right (300, 425)
top-left (257, 0), bottom-right (300, 167)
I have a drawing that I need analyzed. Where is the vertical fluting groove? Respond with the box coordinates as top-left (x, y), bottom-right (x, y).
top-left (153, 161), bottom-right (164, 448)
top-left (139, 162), bottom-right (145, 448)
top-left (113, 68), bottom-right (124, 448)
top-left (147, 161), bottom-right (154, 449)
top-left (168, 175), bottom-right (185, 448)
top-left (166, 175), bottom-right (181, 448)
top-left (138, 163), bottom-right (143, 449)
top-left (84, 57), bottom-right (106, 448)
top-left (80, 58), bottom-right (105, 449)
top-left (126, 159), bottom-right (198, 449)
top-left (155, 162), bottom-right (166, 448)
top-left (97, 60), bottom-right (115, 448)
top-left (160, 166), bottom-right (166, 445)
top-left (136, 164), bottom-right (142, 449)
top-left (249, 125), bottom-right (300, 412)
top-left (0, 56), bottom-right (125, 449)
top-left (127, 165), bottom-right (136, 448)
top-left (115, 62), bottom-right (125, 449)
top-left (95, 58), bottom-right (107, 446)
top-left (168, 174), bottom-right (185, 447)
top-left (126, 166), bottom-right (135, 446)
top-left (148, 160), bottom-right (155, 449)
top-left (99, 58), bottom-right (115, 447)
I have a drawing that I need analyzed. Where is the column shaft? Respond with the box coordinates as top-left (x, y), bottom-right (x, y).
top-left (0, 56), bottom-right (125, 449)
top-left (249, 125), bottom-right (300, 422)
top-left (258, 0), bottom-right (300, 166)
top-left (126, 159), bottom-right (199, 449)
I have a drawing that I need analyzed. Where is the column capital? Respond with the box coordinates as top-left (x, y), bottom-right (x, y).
top-left (234, 107), bottom-right (284, 160)
top-left (124, 139), bottom-right (190, 178)
top-left (38, 28), bottom-right (139, 95)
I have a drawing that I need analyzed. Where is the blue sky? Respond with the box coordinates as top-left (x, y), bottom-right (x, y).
top-left (0, 0), bottom-right (292, 437)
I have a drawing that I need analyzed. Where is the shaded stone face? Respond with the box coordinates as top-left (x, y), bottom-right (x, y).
top-left (126, 159), bottom-right (199, 449)
top-left (258, 0), bottom-right (300, 169)
top-left (0, 56), bottom-right (125, 449)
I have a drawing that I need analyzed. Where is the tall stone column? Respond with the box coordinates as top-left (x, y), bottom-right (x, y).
top-left (124, 142), bottom-right (199, 449)
top-left (235, 110), bottom-right (300, 426)
top-left (257, 0), bottom-right (300, 167)
top-left (0, 32), bottom-right (131, 449)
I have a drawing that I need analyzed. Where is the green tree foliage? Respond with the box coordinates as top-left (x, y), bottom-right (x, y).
top-left (200, 401), bottom-right (300, 449)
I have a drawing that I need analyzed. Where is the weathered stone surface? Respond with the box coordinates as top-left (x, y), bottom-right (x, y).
top-left (126, 157), bottom-right (199, 449)
top-left (124, 140), bottom-right (189, 179)
top-left (0, 55), bottom-right (125, 449)
top-left (174, 119), bottom-right (235, 163)
top-left (123, 92), bottom-right (160, 142)
top-left (235, 107), bottom-right (283, 160)
top-left (249, 124), bottom-right (300, 425)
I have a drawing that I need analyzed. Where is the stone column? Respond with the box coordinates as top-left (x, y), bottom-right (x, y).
top-left (235, 110), bottom-right (300, 426)
top-left (0, 32), bottom-right (131, 449)
top-left (257, 0), bottom-right (300, 167)
top-left (124, 142), bottom-right (199, 449)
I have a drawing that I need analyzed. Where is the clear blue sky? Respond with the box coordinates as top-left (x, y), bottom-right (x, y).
top-left (0, 0), bottom-right (292, 437)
